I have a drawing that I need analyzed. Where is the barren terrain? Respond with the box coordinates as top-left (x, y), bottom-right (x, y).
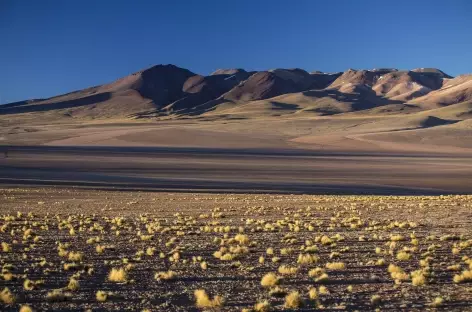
top-left (0, 188), bottom-right (471, 311)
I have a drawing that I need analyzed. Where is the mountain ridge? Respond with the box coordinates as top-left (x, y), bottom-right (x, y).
top-left (1, 64), bottom-right (471, 121)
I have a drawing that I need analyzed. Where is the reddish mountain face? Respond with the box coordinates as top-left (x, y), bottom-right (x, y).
top-left (222, 71), bottom-right (299, 102)
top-left (98, 64), bottom-right (196, 107)
top-left (1, 64), bottom-right (470, 119)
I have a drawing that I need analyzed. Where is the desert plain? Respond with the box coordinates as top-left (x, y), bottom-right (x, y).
top-left (1, 66), bottom-right (472, 311)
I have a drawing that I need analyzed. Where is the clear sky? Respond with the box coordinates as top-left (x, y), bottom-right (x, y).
top-left (1, 0), bottom-right (471, 103)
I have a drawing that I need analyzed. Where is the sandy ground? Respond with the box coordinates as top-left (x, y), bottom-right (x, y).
top-left (1, 114), bottom-right (472, 195)
top-left (0, 145), bottom-right (472, 195)
top-left (0, 188), bottom-right (471, 311)
top-left (2, 115), bottom-right (472, 153)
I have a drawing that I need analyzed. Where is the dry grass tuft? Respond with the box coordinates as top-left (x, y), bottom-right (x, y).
top-left (297, 253), bottom-right (319, 265)
top-left (261, 272), bottom-right (279, 287)
top-left (254, 299), bottom-right (271, 311)
top-left (67, 278), bottom-right (80, 291)
top-left (0, 287), bottom-right (15, 304)
top-left (194, 289), bottom-right (224, 309)
top-left (308, 287), bottom-right (318, 299)
top-left (318, 286), bottom-right (330, 295)
top-left (278, 265), bottom-right (298, 275)
top-left (325, 262), bottom-right (346, 270)
top-left (411, 270), bottom-right (426, 286)
top-left (108, 267), bottom-right (128, 283)
top-left (46, 289), bottom-right (69, 302)
top-left (96, 290), bottom-right (109, 302)
top-left (155, 271), bottom-right (177, 281)
top-left (284, 291), bottom-right (303, 309)
top-left (430, 297), bottom-right (444, 307)
top-left (453, 270), bottom-right (472, 283)
top-left (19, 305), bottom-right (33, 312)
top-left (396, 251), bottom-right (411, 261)
top-left (68, 251), bottom-right (83, 262)
top-left (371, 294), bottom-right (381, 306)
top-left (1, 242), bottom-right (12, 252)
top-left (23, 279), bottom-right (36, 291)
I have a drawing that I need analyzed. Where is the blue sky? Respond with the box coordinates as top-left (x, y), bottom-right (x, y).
top-left (1, 0), bottom-right (471, 103)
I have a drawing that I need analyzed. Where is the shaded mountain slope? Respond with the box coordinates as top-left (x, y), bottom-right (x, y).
top-left (1, 65), bottom-right (471, 121)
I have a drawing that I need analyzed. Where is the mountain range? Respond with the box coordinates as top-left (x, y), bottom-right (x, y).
top-left (1, 65), bottom-right (471, 120)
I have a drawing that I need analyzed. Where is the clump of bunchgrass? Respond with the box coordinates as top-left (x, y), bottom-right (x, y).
top-left (254, 300), bottom-right (271, 312)
top-left (278, 265), bottom-right (298, 275)
top-left (430, 297), bottom-right (444, 307)
top-left (155, 271), bottom-right (177, 281)
top-left (96, 290), bottom-right (109, 302)
top-left (1, 242), bottom-right (12, 252)
top-left (46, 289), bottom-right (69, 302)
top-left (411, 270), bottom-right (427, 286)
top-left (19, 305), bottom-right (33, 312)
top-left (325, 262), bottom-right (346, 270)
top-left (194, 289), bottom-right (224, 309)
top-left (396, 251), bottom-right (411, 261)
top-left (453, 269), bottom-right (472, 283)
top-left (0, 288), bottom-right (15, 304)
top-left (67, 277), bottom-right (80, 291)
top-left (284, 291), bottom-right (303, 309)
top-left (261, 272), bottom-right (279, 287)
top-left (371, 294), bottom-right (381, 306)
top-left (108, 267), bottom-right (128, 283)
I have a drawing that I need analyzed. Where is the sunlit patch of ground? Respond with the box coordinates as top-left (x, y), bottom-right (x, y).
top-left (0, 188), bottom-right (471, 311)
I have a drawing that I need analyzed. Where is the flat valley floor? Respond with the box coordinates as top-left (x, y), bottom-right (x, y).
top-left (0, 188), bottom-right (471, 311)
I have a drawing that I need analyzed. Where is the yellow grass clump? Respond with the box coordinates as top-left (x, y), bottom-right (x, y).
top-left (68, 251), bottom-right (83, 262)
top-left (430, 297), bottom-right (444, 307)
top-left (371, 294), bottom-right (381, 306)
top-left (155, 271), bottom-right (177, 281)
top-left (234, 234), bottom-right (250, 245)
top-left (320, 235), bottom-right (333, 245)
top-left (396, 251), bottom-right (411, 261)
top-left (308, 287), bottom-right (318, 299)
top-left (278, 265), bottom-right (298, 275)
top-left (284, 291), bottom-right (303, 309)
top-left (318, 286), bottom-right (330, 295)
top-left (194, 289), bottom-right (224, 309)
top-left (297, 253), bottom-right (318, 265)
top-left (96, 290), bottom-right (108, 302)
top-left (19, 305), bottom-right (33, 312)
top-left (254, 300), bottom-right (271, 312)
top-left (261, 272), bottom-right (279, 287)
top-left (315, 273), bottom-right (329, 282)
top-left (2, 272), bottom-right (14, 281)
top-left (390, 234), bottom-right (405, 241)
top-left (453, 270), bottom-right (472, 283)
top-left (388, 264), bottom-right (409, 281)
top-left (0, 287), bottom-right (15, 304)
top-left (108, 267), bottom-right (128, 283)
top-left (1, 242), bottom-right (12, 253)
top-left (67, 278), bottom-right (80, 291)
top-left (23, 279), bottom-right (36, 291)
top-left (325, 262), bottom-right (346, 270)
top-left (46, 289), bottom-right (68, 302)
top-left (308, 267), bottom-right (325, 278)
top-left (376, 258), bottom-right (386, 266)
top-left (411, 270), bottom-right (426, 286)
top-left (96, 245), bottom-right (106, 254)
top-left (447, 264), bottom-right (461, 271)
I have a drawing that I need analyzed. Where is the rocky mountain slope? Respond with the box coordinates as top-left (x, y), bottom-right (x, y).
top-left (1, 64), bottom-right (471, 120)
